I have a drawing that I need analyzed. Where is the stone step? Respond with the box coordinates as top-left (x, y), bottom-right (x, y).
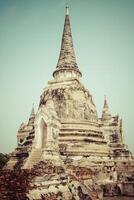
top-left (4, 159), bottom-right (18, 170)
top-left (23, 149), bottom-right (42, 169)
top-left (59, 132), bottom-right (104, 141)
top-left (59, 136), bottom-right (106, 143)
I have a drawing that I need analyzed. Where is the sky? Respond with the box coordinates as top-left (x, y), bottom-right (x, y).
top-left (0, 0), bottom-right (134, 154)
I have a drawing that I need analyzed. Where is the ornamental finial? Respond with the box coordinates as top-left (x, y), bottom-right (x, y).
top-left (66, 5), bottom-right (69, 15)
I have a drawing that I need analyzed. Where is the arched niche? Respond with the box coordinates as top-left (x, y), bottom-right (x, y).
top-left (39, 118), bottom-right (47, 149)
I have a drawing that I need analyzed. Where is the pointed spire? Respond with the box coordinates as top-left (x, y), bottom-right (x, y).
top-left (30, 104), bottom-right (35, 116)
top-left (53, 6), bottom-right (82, 80)
top-left (28, 104), bottom-right (35, 125)
top-left (102, 96), bottom-right (112, 122)
top-left (104, 95), bottom-right (109, 108)
top-left (57, 6), bottom-right (77, 69)
top-left (30, 103), bottom-right (35, 117)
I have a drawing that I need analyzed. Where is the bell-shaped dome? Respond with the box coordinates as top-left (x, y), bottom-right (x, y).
top-left (40, 80), bottom-right (98, 124)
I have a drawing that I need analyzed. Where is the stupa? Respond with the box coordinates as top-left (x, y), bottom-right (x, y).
top-left (1, 6), bottom-right (134, 199)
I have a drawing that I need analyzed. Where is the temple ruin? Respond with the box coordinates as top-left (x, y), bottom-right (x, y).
top-left (0, 6), bottom-right (134, 200)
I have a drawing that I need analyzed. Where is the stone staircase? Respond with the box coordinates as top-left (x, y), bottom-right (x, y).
top-left (4, 158), bottom-right (18, 170)
top-left (23, 148), bottom-right (42, 169)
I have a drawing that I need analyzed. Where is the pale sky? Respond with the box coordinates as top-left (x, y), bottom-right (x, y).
top-left (0, 0), bottom-right (134, 153)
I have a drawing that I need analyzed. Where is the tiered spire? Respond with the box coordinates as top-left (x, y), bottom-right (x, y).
top-left (102, 96), bottom-right (112, 122)
top-left (53, 6), bottom-right (82, 79)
